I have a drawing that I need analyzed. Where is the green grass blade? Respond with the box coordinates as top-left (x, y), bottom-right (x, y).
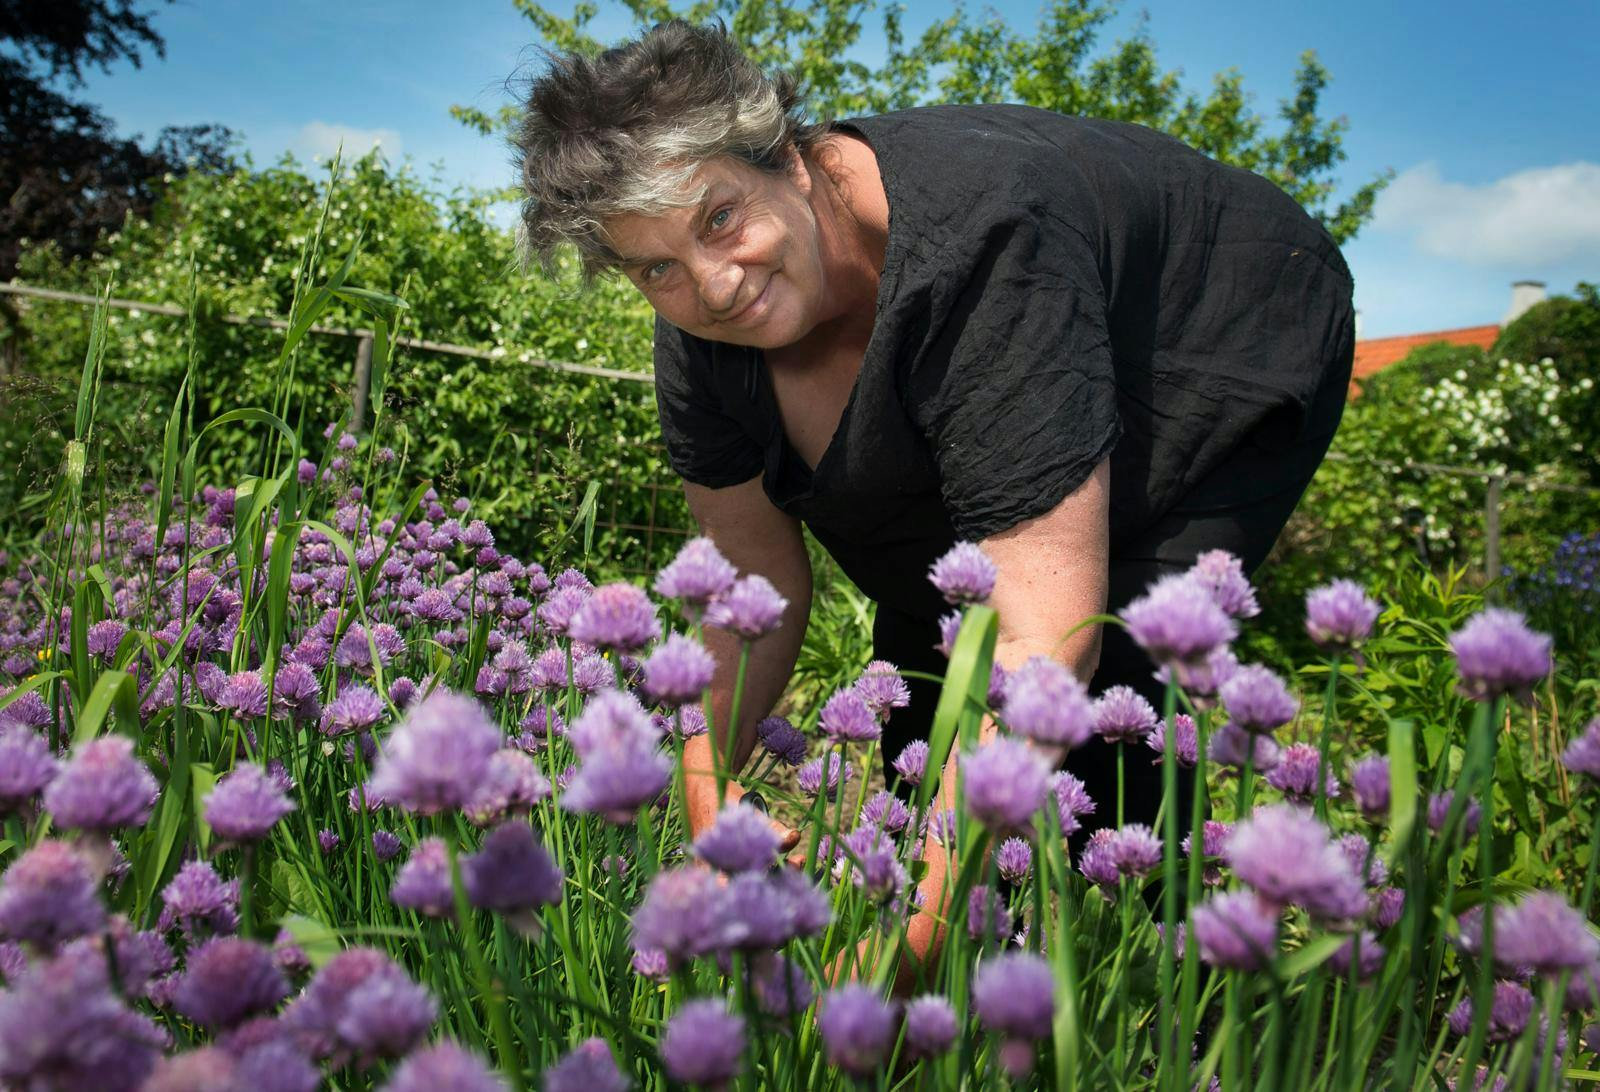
top-left (70, 669), bottom-right (141, 746)
top-left (913, 605), bottom-right (997, 816)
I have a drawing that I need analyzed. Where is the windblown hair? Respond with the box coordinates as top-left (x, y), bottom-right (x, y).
top-left (512, 20), bottom-right (827, 281)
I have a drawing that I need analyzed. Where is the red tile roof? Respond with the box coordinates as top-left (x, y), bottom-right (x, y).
top-left (1348, 323), bottom-right (1501, 397)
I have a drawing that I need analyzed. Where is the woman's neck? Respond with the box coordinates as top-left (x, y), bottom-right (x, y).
top-left (796, 134), bottom-right (889, 347)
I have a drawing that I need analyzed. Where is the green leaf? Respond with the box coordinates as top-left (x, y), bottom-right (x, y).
top-left (190, 762), bottom-right (218, 856)
top-left (71, 669), bottom-right (140, 747)
top-left (915, 604), bottom-right (997, 816)
top-left (1387, 718), bottom-right (1418, 864)
top-left (1278, 934), bottom-right (1346, 979)
top-left (279, 914), bottom-right (345, 969)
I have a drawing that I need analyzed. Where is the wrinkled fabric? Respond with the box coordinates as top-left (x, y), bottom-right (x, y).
top-left (653, 103), bottom-right (1354, 625)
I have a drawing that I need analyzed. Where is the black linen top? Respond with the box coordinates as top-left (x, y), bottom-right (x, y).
top-left (653, 103), bottom-right (1356, 625)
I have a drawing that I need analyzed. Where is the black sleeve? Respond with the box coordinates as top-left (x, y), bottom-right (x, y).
top-left (907, 212), bottom-right (1122, 542)
top-left (652, 317), bottom-right (766, 489)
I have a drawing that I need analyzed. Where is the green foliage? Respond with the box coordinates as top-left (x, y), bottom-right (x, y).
top-left (474, 0), bottom-right (1390, 245)
top-left (1492, 283), bottom-right (1600, 484)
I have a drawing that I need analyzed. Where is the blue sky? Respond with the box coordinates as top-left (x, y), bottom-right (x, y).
top-left (58, 0), bottom-right (1600, 340)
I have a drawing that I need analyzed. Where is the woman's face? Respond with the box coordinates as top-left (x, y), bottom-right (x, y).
top-left (604, 151), bottom-right (826, 350)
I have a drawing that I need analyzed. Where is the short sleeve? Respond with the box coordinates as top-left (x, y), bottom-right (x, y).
top-left (652, 317), bottom-right (766, 489)
top-left (908, 213), bottom-right (1122, 541)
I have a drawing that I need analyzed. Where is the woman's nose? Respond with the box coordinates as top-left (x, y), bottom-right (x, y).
top-left (695, 256), bottom-right (745, 314)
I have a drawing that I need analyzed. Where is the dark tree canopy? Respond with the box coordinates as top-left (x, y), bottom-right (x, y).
top-left (0, 0), bottom-right (235, 280)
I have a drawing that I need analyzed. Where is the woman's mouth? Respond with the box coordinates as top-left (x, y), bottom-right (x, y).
top-left (725, 278), bottom-right (772, 325)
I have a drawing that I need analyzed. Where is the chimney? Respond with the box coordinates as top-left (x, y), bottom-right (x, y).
top-left (1503, 280), bottom-right (1547, 326)
top-left (1354, 309), bottom-right (1364, 341)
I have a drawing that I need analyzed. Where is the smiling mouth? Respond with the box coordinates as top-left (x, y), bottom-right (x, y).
top-left (723, 279), bottom-right (770, 324)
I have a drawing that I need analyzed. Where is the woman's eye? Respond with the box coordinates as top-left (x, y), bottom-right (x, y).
top-left (644, 261), bottom-right (671, 282)
top-left (709, 207), bottom-right (733, 231)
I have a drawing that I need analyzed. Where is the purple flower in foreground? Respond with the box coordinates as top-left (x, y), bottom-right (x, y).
top-left (893, 740), bottom-right (929, 785)
top-left (818, 985), bottom-right (898, 1076)
top-left (0, 840), bottom-right (104, 949)
top-left (661, 999), bottom-right (744, 1086)
top-left (1000, 656), bottom-right (1094, 749)
top-left (757, 716), bottom-right (807, 766)
top-left (1492, 890), bottom-right (1600, 974)
top-left (1349, 754), bottom-right (1391, 819)
top-left (0, 949), bottom-right (162, 1091)
top-left (798, 753), bottom-right (854, 800)
top-left (568, 582), bottom-right (661, 653)
top-left (819, 688), bottom-right (880, 744)
top-left (1191, 891), bottom-right (1278, 970)
top-left (205, 764), bottom-right (295, 843)
top-left (369, 689), bottom-right (501, 815)
top-left (1187, 549), bottom-right (1260, 619)
top-left (1208, 721), bottom-right (1281, 772)
top-left (1093, 685), bottom-right (1160, 743)
top-left (159, 859), bottom-right (238, 938)
top-left (968, 886), bottom-right (1013, 943)
top-left (217, 670), bottom-right (269, 718)
top-left (655, 537), bottom-right (738, 608)
top-left (751, 954), bottom-right (814, 1017)
top-left (382, 1041), bottom-right (507, 1092)
top-left (929, 541), bottom-right (997, 606)
top-left (695, 804), bottom-right (781, 874)
top-left (271, 662), bottom-right (322, 722)
top-left (904, 995), bottom-right (959, 1059)
top-left (1225, 804), bottom-right (1367, 921)
top-left (390, 838), bottom-right (455, 918)
top-left (1220, 665), bottom-right (1299, 733)
top-left (973, 952), bottom-right (1056, 1039)
top-left (1111, 823), bottom-right (1163, 878)
top-left (1305, 579), bottom-right (1381, 652)
top-left (1079, 829), bottom-right (1121, 887)
top-left (1049, 771), bottom-right (1096, 837)
top-left (322, 683), bottom-right (385, 736)
top-left (631, 868), bottom-right (726, 967)
top-left (1562, 716), bottom-right (1600, 781)
top-left (1447, 981), bottom-right (1533, 1042)
top-left (1145, 712), bottom-right (1198, 767)
top-left (1448, 608), bottom-right (1553, 704)
top-left (463, 822), bottom-right (564, 923)
top-left (860, 791), bottom-right (911, 834)
top-left (85, 619), bottom-right (127, 658)
top-left (643, 633), bottom-right (715, 706)
top-left (0, 726), bottom-right (57, 812)
top-left (544, 1038), bottom-right (629, 1092)
top-left (562, 692), bottom-right (671, 824)
top-left (173, 937), bottom-right (289, 1028)
top-left (854, 660), bottom-right (910, 722)
top-left (835, 827), bottom-right (909, 903)
top-left (1120, 574), bottom-right (1237, 667)
top-left (1265, 742), bottom-right (1339, 803)
top-left (963, 737), bottom-right (1049, 833)
top-left (704, 575), bottom-right (787, 640)
top-left (335, 966), bottom-right (437, 1061)
top-left (996, 837), bottom-right (1033, 884)
top-left (43, 735), bottom-right (158, 831)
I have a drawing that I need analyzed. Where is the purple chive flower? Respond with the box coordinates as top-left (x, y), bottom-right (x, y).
top-left (544, 1038), bottom-right (630, 1092)
top-left (903, 995), bottom-right (959, 1059)
top-left (1566, 960), bottom-right (1600, 1011)
top-left (382, 1041), bottom-right (507, 1092)
top-left (632, 946), bottom-right (670, 979)
top-left (371, 830), bottom-right (402, 861)
top-left (568, 582), bottom-right (661, 653)
top-left (0, 949), bottom-right (163, 1091)
top-left (334, 966), bottom-right (437, 1060)
top-left (1093, 685), bottom-right (1160, 744)
top-left (0, 726), bottom-right (57, 812)
top-left (562, 691), bottom-right (672, 824)
top-left (643, 633), bottom-right (715, 706)
top-left (973, 952), bottom-right (1056, 1039)
top-left (1427, 790), bottom-right (1481, 838)
top-left (798, 753), bottom-right (854, 800)
top-left (1111, 823), bottom-right (1163, 878)
top-left (390, 838), bottom-right (456, 918)
top-left (270, 662), bottom-right (322, 722)
top-left (854, 661), bottom-right (910, 722)
top-left (1187, 549), bottom-right (1260, 619)
top-left (630, 867), bottom-right (727, 966)
top-left (158, 859), bottom-right (239, 938)
top-left (0, 689), bottom-right (52, 730)
top-left (935, 611), bottom-right (963, 657)
top-left (1492, 890), bottom-right (1600, 974)
top-left (466, 749), bottom-right (552, 825)
top-left (1372, 886), bottom-right (1406, 930)
top-left (660, 999), bottom-right (744, 1086)
top-left (818, 985), bottom-right (899, 1076)
top-left (695, 804), bottom-right (781, 874)
top-left (369, 689), bottom-right (502, 815)
top-left (1145, 712), bottom-right (1198, 767)
top-left (999, 656), bottom-right (1095, 749)
top-left (834, 827), bottom-right (909, 903)
top-left (1219, 665), bottom-right (1299, 733)
top-left (85, 619), bottom-right (127, 658)
top-left (996, 837), bottom-right (1033, 884)
top-left (718, 871), bottom-right (812, 950)
top-left (173, 937), bottom-right (290, 1028)
top-left (963, 737), bottom-right (1050, 833)
top-left (1265, 742), bottom-right (1340, 803)
top-left (1225, 804), bottom-right (1367, 921)
top-left (860, 790), bottom-right (912, 834)
top-left (1120, 573), bottom-right (1237, 667)
top-left (1207, 721), bottom-right (1281, 772)
top-left (322, 683), bottom-right (386, 736)
top-left (1329, 932), bottom-right (1386, 981)
top-left (463, 822), bottom-right (564, 926)
top-left (757, 716), bottom-right (807, 766)
top-left (928, 541), bottom-right (998, 606)
top-left (1338, 834), bottom-right (1387, 887)
top-left (205, 764), bottom-right (296, 843)
top-left (1448, 981), bottom-right (1534, 1042)
top-left (893, 740), bottom-right (930, 786)
top-left (654, 537), bottom-right (738, 609)
top-left (217, 670), bottom-right (269, 718)
top-left (1562, 717), bottom-right (1600, 781)
top-left (819, 688), bottom-right (880, 744)
top-left (1191, 891), bottom-right (1279, 970)
top-left (1305, 579), bottom-right (1382, 652)
top-left (1079, 829), bottom-right (1122, 887)
top-left (753, 955), bottom-right (815, 1018)
top-left (1449, 608), bottom-right (1553, 704)
top-left (1349, 754), bottom-right (1391, 819)
top-left (967, 886), bottom-right (1013, 942)
top-left (704, 575), bottom-right (787, 640)
top-left (43, 735), bottom-right (158, 831)
top-left (536, 586), bottom-right (588, 637)
top-left (1049, 771), bottom-right (1096, 837)
top-left (1182, 819), bottom-right (1234, 886)
top-left (0, 840), bottom-right (105, 949)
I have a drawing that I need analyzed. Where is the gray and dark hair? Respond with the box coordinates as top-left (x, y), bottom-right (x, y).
top-left (512, 20), bottom-right (827, 281)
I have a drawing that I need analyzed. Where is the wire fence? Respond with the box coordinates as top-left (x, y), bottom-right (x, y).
top-left (5, 280), bottom-right (1599, 584)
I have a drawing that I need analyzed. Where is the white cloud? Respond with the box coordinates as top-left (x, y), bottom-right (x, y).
top-left (293, 121), bottom-right (403, 163)
top-left (1371, 160), bottom-right (1600, 266)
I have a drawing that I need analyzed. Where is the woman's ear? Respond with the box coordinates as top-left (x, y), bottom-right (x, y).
top-left (785, 143), bottom-right (813, 197)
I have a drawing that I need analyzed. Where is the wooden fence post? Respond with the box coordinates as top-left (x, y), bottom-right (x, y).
top-left (351, 333), bottom-right (373, 432)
